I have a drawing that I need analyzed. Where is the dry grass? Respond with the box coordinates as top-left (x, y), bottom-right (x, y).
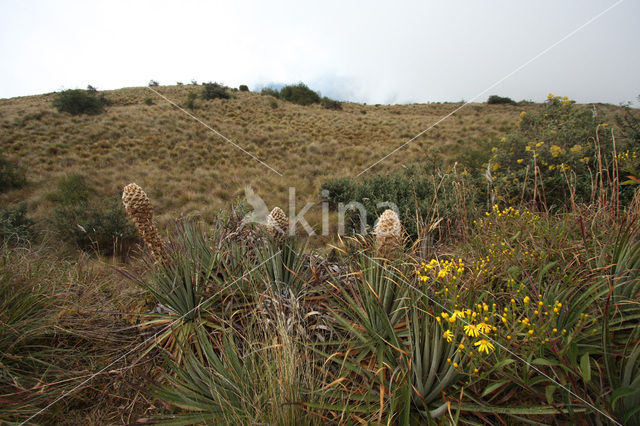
top-left (0, 87), bottom-right (525, 219)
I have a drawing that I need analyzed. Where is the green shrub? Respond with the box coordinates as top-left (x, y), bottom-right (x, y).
top-left (0, 156), bottom-right (26, 192)
top-left (239, 84), bottom-right (249, 92)
top-left (321, 97), bottom-right (342, 110)
top-left (186, 92), bottom-right (198, 110)
top-left (201, 82), bottom-right (230, 100)
top-left (487, 95), bottom-right (516, 105)
top-left (488, 94), bottom-right (636, 208)
top-left (148, 80), bottom-right (159, 87)
top-left (52, 89), bottom-right (106, 115)
top-left (1, 203), bottom-right (34, 244)
top-left (321, 161), bottom-right (477, 239)
top-left (144, 97), bottom-right (154, 106)
top-left (269, 99), bottom-right (278, 109)
top-left (279, 83), bottom-right (320, 106)
top-left (46, 173), bottom-right (89, 205)
top-left (260, 87), bottom-right (280, 98)
top-left (48, 175), bottom-right (137, 256)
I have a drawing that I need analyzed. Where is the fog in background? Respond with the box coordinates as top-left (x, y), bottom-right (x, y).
top-left (1, 0), bottom-right (638, 105)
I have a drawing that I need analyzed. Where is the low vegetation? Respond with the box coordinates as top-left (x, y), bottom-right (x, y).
top-left (52, 87), bottom-right (109, 115)
top-left (201, 82), bottom-right (230, 100)
top-left (487, 95), bottom-right (517, 105)
top-left (1, 85), bottom-right (639, 423)
top-left (0, 155), bottom-right (26, 192)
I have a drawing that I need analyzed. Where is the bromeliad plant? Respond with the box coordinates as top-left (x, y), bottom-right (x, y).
top-left (312, 236), bottom-right (462, 423)
top-left (120, 219), bottom-right (248, 362)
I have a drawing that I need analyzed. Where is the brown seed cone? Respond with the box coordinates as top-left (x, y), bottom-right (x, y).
top-left (266, 206), bottom-right (289, 239)
top-left (122, 183), bottom-right (167, 262)
top-left (374, 209), bottom-right (402, 258)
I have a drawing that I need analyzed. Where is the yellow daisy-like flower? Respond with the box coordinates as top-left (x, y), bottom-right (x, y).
top-left (474, 339), bottom-right (495, 354)
top-left (477, 322), bottom-right (492, 334)
top-left (443, 330), bottom-right (454, 343)
top-left (464, 324), bottom-right (480, 338)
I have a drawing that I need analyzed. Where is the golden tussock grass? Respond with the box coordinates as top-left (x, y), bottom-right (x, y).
top-left (0, 85), bottom-right (629, 235)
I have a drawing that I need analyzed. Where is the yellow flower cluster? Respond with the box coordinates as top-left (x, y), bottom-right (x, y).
top-left (549, 145), bottom-right (564, 158)
top-left (417, 258), bottom-right (466, 296)
top-left (547, 93), bottom-right (572, 105)
top-left (616, 150), bottom-right (638, 162)
top-left (570, 144), bottom-right (583, 155)
top-left (435, 292), bottom-right (582, 375)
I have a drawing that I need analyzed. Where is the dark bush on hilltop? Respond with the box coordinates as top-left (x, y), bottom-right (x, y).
top-left (279, 83), bottom-right (320, 106)
top-left (201, 82), bottom-right (230, 100)
top-left (321, 97), bottom-right (342, 110)
top-left (1, 203), bottom-right (35, 244)
top-left (0, 156), bottom-right (26, 192)
top-left (239, 84), bottom-right (249, 92)
top-left (48, 174), bottom-right (138, 256)
top-left (149, 80), bottom-right (159, 87)
top-left (487, 95), bottom-right (516, 105)
top-left (52, 88), bottom-right (107, 115)
top-left (261, 87), bottom-right (280, 98)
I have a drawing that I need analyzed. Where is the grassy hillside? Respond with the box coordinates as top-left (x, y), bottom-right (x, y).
top-left (1, 85), bottom-right (563, 225)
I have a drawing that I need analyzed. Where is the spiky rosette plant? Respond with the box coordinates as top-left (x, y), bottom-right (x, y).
top-left (122, 183), bottom-right (166, 262)
top-left (374, 209), bottom-right (402, 258)
top-left (119, 219), bottom-right (249, 363)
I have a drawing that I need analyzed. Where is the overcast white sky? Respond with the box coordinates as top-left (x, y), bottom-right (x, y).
top-left (1, 0), bottom-right (638, 104)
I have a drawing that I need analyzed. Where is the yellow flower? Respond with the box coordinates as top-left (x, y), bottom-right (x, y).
top-left (464, 324), bottom-right (480, 338)
top-left (443, 330), bottom-right (454, 342)
top-left (517, 159), bottom-right (524, 164)
top-left (550, 145), bottom-right (564, 158)
top-left (477, 322), bottom-right (492, 334)
top-left (474, 339), bottom-right (495, 354)
top-left (523, 296), bottom-right (530, 305)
